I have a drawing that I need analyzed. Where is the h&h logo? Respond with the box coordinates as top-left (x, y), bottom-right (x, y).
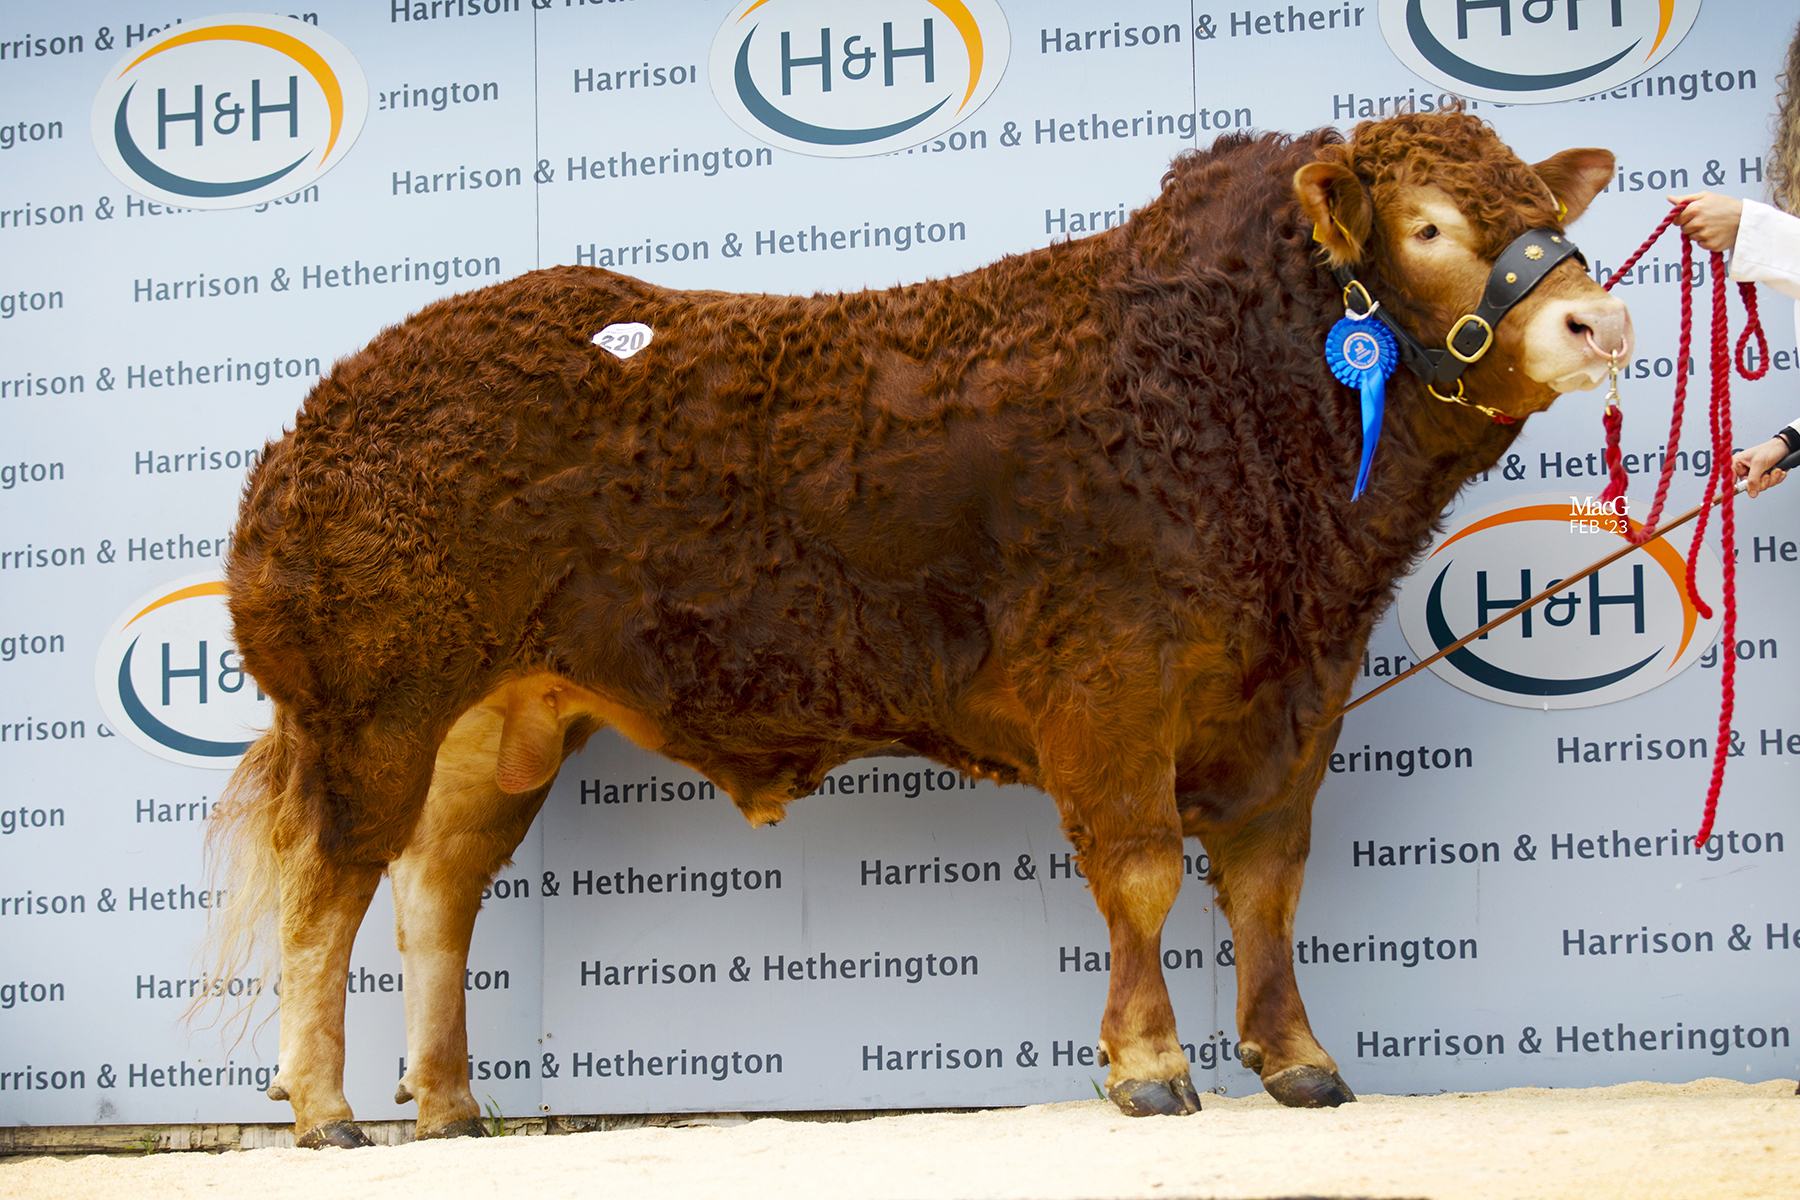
top-left (93, 573), bottom-right (268, 769)
top-left (89, 13), bottom-right (368, 210)
top-left (1378, 0), bottom-right (1702, 104)
top-left (709, 0), bottom-right (1009, 157)
top-left (1394, 492), bottom-right (1722, 708)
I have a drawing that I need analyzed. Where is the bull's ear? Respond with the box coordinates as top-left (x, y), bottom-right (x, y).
top-left (1533, 148), bottom-right (1615, 224)
top-left (1294, 161), bottom-right (1372, 267)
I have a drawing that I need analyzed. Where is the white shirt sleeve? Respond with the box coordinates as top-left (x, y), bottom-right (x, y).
top-left (1727, 200), bottom-right (1800, 431)
top-left (1729, 199), bottom-right (1800, 300)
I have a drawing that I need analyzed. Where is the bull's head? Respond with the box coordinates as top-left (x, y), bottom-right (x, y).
top-left (1294, 112), bottom-right (1631, 421)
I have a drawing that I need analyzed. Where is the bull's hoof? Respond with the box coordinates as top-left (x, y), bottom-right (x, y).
top-left (415, 1116), bottom-right (487, 1140)
top-left (1263, 1064), bottom-right (1356, 1108)
top-left (296, 1120), bottom-right (372, 1149)
top-left (1106, 1074), bottom-right (1202, 1117)
top-left (394, 1083), bottom-right (413, 1104)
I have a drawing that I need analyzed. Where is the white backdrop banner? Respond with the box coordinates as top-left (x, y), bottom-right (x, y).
top-left (3, 0), bottom-right (1798, 1127)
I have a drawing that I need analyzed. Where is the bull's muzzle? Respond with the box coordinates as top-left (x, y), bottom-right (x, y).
top-left (1531, 294), bottom-right (1634, 392)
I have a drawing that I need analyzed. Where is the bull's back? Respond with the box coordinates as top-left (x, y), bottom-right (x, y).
top-left (229, 263), bottom-right (1084, 741)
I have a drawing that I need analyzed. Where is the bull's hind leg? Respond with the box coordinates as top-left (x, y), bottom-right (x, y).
top-left (267, 825), bottom-right (384, 1148)
top-left (390, 677), bottom-right (590, 1137)
top-left (1195, 744), bottom-right (1355, 1108)
top-left (1032, 676), bottom-right (1200, 1117)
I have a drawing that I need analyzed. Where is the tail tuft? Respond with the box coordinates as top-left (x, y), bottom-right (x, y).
top-left (187, 705), bottom-right (296, 1033)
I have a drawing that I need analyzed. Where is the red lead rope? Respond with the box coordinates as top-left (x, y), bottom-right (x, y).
top-left (1594, 202), bottom-right (1768, 848)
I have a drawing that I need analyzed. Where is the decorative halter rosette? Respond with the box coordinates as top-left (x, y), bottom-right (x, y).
top-left (1321, 226), bottom-right (1587, 498)
top-left (1325, 302), bottom-right (1398, 500)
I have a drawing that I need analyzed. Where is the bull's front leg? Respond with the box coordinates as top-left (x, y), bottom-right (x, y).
top-left (1035, 688), bottom-right (1199, 1117)
top-left (1073, 786), bottom-right (1200, 1117)
top-left (1194, 742), bottom-right (1355, 1108)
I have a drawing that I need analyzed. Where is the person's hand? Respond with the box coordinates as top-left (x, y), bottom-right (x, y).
top-left (1669, 192), bottom-right (1743, 252)
top-left (1733, 436), bottom-right (1791, 497)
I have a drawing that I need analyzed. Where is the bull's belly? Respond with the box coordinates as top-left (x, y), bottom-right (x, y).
top-left (431, 657), bottom-right (1041, 832)
top-left (428, 672), bottom-right (886, 830)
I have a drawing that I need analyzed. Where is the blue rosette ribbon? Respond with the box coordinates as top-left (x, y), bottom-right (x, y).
top-left (1325, 315), bottom-right (1399, 500)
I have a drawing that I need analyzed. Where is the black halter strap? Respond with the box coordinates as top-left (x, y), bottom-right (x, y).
top-left (1330, 228), bottom-right (1587, 395)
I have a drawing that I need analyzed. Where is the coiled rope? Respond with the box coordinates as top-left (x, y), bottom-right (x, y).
top-left (1595, 202), bottom-right (1766, 848)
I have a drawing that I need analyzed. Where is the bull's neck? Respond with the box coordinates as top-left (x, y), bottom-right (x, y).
top-left (1104, 193), bottom-right (1529, 643)
top-left (1346, 374), bottom-right (1524, 583)
top-left (1302, 256), bottom-right (1529, 615)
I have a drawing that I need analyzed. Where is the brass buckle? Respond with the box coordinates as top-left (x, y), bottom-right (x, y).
top-left (1446, 314), bottom-right (1494, 364)
top-left (1430, 376), bottom-right (1513, 422)
top-left (1341, 279), bottom-right (1375, 318)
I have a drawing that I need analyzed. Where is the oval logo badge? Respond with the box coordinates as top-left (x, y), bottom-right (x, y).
top-left (94, 573), bottom-right (269, 769)
top-left (90, 13), bottom-right (368, 210)
top-left (1394, 492), bottom-right (1722, 709)
top-left (1377, 0), bottom-right (1702, 104)
top-left (709, 0), bottom-right (1010, 157)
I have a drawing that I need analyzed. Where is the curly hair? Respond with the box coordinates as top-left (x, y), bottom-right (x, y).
top-left (1336, 109), bottom-right (1558, 257)
top-left (1770, 21), bottom-right (1800, 212)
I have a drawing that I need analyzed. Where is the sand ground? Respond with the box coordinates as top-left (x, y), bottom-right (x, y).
top-left (4, 1079), bottom-right (1797, 1200)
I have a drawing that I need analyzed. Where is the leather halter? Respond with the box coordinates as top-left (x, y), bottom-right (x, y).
top-left (1328, 228), bottom-right (1587, 423)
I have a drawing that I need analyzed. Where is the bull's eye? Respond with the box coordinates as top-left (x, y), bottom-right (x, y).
top-left (1418, 224), bottom-right (1439, 241)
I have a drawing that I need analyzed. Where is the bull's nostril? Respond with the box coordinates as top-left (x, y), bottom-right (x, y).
top-left (1567, 316), bottom-right (1592, 337)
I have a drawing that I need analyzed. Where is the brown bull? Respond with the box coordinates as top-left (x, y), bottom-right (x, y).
top-left (209, 111), bottom-right (1630, 1146)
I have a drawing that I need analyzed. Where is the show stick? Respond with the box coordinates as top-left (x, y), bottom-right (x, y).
top-left (1338, 446), bottom-right (1800, 717)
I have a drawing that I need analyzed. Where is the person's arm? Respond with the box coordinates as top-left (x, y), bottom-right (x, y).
top-left (1671, 193), bottom-right (1800, 300)
top-left (1722, 196), bottom-right (1800, 299)
top-left (1671, 191), bottom-right (1745, 252)
top-left (1675, 194), bottom-right (1800, 496)
top-left (1734, 422), bottom-right (1800, 497)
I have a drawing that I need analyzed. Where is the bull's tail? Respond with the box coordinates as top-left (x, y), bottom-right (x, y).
top-left (187, 703), bottom-right (298, 1032)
